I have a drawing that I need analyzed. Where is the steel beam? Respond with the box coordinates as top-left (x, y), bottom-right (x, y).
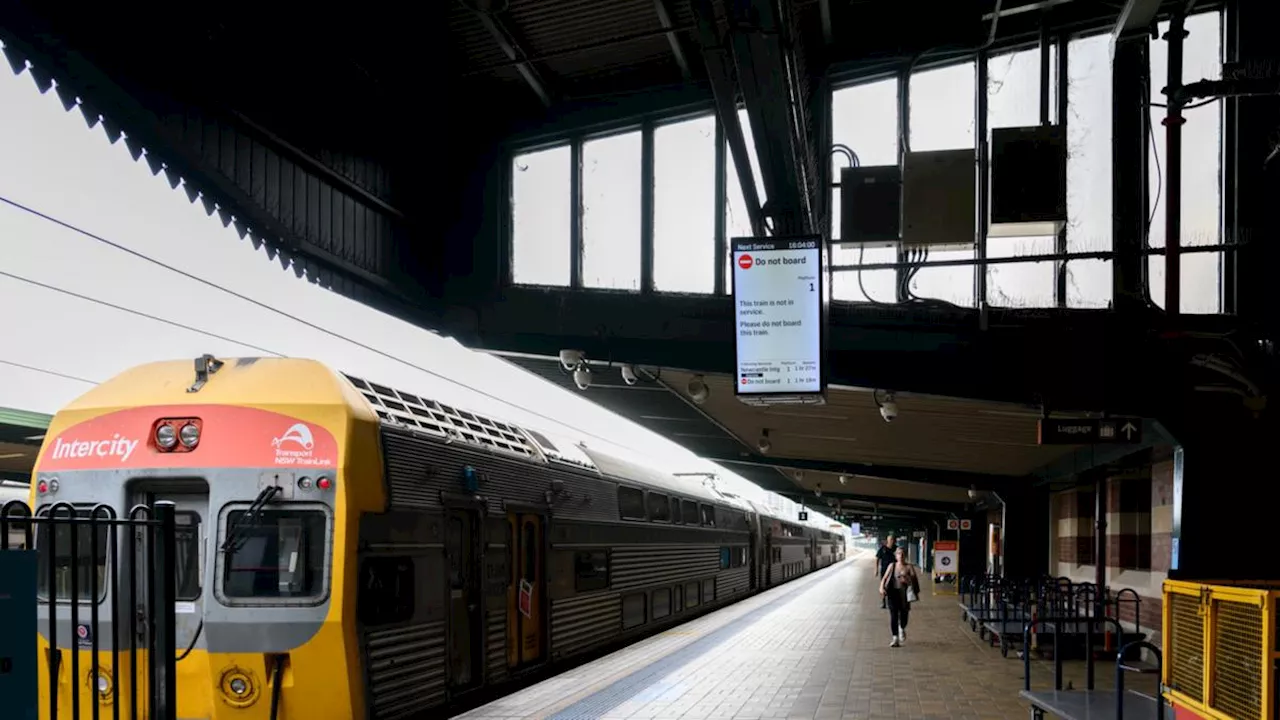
top-left (779, 490), bottom-right (964, 514)
top-left (653, 0), bottom-right (693, 80)
top-left (1113, 0), bottom-right (1163, 40)
top-left (691, 0), bottom-right (766, 236)
top-left (726, 0), bottom-right (817, 236)
top-left (473, 11), bottom-right (552, 107)
top-left (701, 451), bottom-right (1016, 491)
top-left (818, 0), bottom-right (833, 45)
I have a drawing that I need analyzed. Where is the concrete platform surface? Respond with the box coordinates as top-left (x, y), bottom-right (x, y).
top-left (454, 552), bottom-right (1117, 720)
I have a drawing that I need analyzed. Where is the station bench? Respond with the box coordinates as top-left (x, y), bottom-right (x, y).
top-left (1018, 624), bottom-right (1168, 720)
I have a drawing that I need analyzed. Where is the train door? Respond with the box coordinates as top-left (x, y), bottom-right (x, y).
top-left (444, 508), bottom-right (483, 690)
top-left (132, 488), bottom-right (207, 657)
top-left (810, 536), bottom-right (818, 571)
top-left (506, 512), bottom-right (545, 669)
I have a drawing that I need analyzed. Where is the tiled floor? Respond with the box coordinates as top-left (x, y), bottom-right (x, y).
top-left (455, 551), bottom-right (1118, 720)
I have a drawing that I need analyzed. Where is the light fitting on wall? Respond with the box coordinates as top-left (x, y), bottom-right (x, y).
top-left (757, 428), bottom-right (772, 454)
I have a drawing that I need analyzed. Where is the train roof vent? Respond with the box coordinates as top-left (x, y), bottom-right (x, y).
top-left (342, 373), bottom-right (540, 461)
top-left (523, 429), bottom-right (598, 472)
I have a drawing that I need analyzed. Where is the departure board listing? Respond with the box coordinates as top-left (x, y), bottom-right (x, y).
top-left (732, 237), bottom-right (823, 395)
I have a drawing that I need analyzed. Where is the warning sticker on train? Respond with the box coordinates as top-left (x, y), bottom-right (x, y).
top-left (518, 580), bottom-right (533, 619)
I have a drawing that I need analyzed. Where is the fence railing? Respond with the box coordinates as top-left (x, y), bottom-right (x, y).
top-left (1, 499), bottom-right (179, 720)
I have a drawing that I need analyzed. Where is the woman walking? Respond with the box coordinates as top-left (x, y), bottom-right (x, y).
top-left (879, 546), bottom-right (920, 647)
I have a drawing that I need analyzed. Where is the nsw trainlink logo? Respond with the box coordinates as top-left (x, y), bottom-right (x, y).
top-left (50, 434), bottom-right (140, 463)
top-left (270, 422), bottom-right (329, 467)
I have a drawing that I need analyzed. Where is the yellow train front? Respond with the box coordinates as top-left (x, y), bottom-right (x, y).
top-left (33, 357), bottom-right (384, 719)
top-left (32, 355), bottom-right (845, 719)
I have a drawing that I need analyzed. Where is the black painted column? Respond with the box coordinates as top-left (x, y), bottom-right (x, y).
top-left (1111, 29), bottom-right (1149, 313)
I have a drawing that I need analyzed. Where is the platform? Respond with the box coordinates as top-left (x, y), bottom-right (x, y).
top-left (455, 552), bottom-right (1121, 720)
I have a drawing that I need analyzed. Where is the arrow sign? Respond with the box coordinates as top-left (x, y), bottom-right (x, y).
top-left (1038, 418), bottom-right (1144, 445)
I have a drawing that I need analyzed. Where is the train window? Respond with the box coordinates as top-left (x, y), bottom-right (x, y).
top-left (175, 512), bottom-right (202, 601)
top-left (681, 500), bottom-right (699, 525)
top-left (648, 493), bottom-right (671, 522)
top-left (684, 581), bottom-right (700, 608)
top-left (674, 584), bottom-right (684, 612)
top-left (574, 550), bottom-right (610, 592)
top-left (357, 556), bottom-right (415, 626)
top-left (622, 592), bottom-right (647, 629)
top-left (731, 547), bottom-right (745, 568)
top-left (670, 497), bottom-right (681, 524)
top-left (34, 507), bottom-right (109, 602)
top-left (618, 487), bottom-right (646, 520)
top-left (702, 578), bottom-right (714, 602)
top-left (222, 507), bottom-right (328, 601)
top-left (652, 588), bottom-right (671, 619)
top-left (523, 522), bottom-right (537, 583)
top-left (700, 504), bottom-right (716, 527)
top-left (719, 547), bottom-right (730, 569)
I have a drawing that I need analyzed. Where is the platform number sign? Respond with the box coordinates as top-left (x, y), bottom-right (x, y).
top-left (959, 519), bottom-right (972, 531)
top-left (518, 579), bottom-right (533, 619)
top-left (947, 519), bottom-right (959, 530)
top-left (798, 511), bottom-right (809, 521)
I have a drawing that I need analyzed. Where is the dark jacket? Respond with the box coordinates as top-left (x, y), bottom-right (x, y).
top-left (876, 545), bottom-right (896, 573)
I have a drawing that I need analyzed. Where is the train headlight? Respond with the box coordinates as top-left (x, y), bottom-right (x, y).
top-left (84, 667), bottom-right (114, 705)
top-left (179, 422), bottom-right (200, 448)
top-left (230, 678), bottom-right (248, 695)
top-left (155, 424), bottom-right (178, 449)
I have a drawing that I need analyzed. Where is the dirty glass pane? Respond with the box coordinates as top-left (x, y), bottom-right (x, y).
top-left (655, 115), bottom-right (716, 293)
top-left (985, 47), bottom-right (1057, 308)
top-left (1066, 33), bottom-right (1114, 308)
top-left (908, 61), bottom-right (977, 307)
top-left (831, 77), bottom-right (899, 302)
top-left (582, 130), bottom-right (642, 290)
top-left (511, 144), bottom-right (571, 286)
top-left (1147, 11), bottom-right (1224, 313)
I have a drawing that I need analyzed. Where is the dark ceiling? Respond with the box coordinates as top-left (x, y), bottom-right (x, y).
top-left (0, 0), bottom-right (1271, 519)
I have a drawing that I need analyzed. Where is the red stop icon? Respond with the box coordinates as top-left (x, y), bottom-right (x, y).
top-left (737, 254), bottom-right (753, 270)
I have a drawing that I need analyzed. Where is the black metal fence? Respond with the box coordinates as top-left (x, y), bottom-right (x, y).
top-left (1, 499), bottom-right (178, 720)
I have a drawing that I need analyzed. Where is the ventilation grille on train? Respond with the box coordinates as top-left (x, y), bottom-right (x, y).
top-left (1168, 592), bottom-right (1205, 701)
top-left (1211, 598), bottom-right (1263, 720)
top-left (343, 373), bottom-right (538, 460)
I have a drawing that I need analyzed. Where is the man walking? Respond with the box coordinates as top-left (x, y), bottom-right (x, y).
top-left (875, 535), bottom-right (897, 608)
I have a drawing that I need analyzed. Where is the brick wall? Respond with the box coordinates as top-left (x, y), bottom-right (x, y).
top-left (1049, 458), bottom-right (1177, 645)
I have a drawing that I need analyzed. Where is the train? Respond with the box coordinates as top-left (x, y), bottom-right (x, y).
top-left (28, 355), bottom-right (845, 719)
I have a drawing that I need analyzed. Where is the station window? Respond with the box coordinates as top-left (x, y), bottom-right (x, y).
top-left (618, 487), bottom-right (646, 520)
top-left (648, 493), bottom-right (672, 522)
top-left (34, 506), bottom-right (109, 602)
top-left (511, 144), bottom-right (572, 287)
top-left (654, 114), bottom-right (717, 294)
top-left (682, 500), bottom-right (699, 525)
top-left (700, 504), bottom-right (716, 527)
top-left (222, 507), bottom-right (328, 601)
top-left (357, 556), bottom-right (415, 626)
top-left (582, 130), bottom-right (643, 290)
top-left (574, 550), bottom-right (610, 592)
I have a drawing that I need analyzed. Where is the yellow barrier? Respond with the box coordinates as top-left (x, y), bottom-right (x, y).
top-left (1163, 579), bottom-right (1278, 720)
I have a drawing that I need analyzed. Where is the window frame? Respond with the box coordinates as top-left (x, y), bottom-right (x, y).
top-left (573, 549), bottom-right (611, 592)
top-left (213, 501), bottom-right (334, 608)
top-left (618, 486), bottom-right (647, 521)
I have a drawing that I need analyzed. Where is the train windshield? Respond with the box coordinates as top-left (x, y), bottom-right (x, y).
top-left (222, 507), bottom-right (327, 600)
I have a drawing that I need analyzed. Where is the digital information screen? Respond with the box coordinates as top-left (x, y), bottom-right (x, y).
top-left (731, 236), bottom-right (825, 397)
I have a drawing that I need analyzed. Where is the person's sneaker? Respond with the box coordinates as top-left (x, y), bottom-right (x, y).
top-left (898, 630), bottom-right (906, 644)
top-left (889, 636), bottom-right (900, 647)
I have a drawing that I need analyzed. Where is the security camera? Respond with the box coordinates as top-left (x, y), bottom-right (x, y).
top-left (838, 474), bottom-right (849, 485)
top-left (757, 436), bottom-right (772, 454)
top-left (621, 365), bottom-right (639, 386)
top-left (559, 349), bottom-right (585, 371)
top-left (688, 375), bottom-right (709, 404)
top-left (879, 393), bottom-right (898, 423)
top-left (968, 487), bottom-right (981, 500)
top-left (573, 366), bottom-right (592, 390)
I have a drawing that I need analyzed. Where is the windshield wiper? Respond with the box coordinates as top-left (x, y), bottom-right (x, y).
top-left (221, 485), bottom-right (281, 554)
